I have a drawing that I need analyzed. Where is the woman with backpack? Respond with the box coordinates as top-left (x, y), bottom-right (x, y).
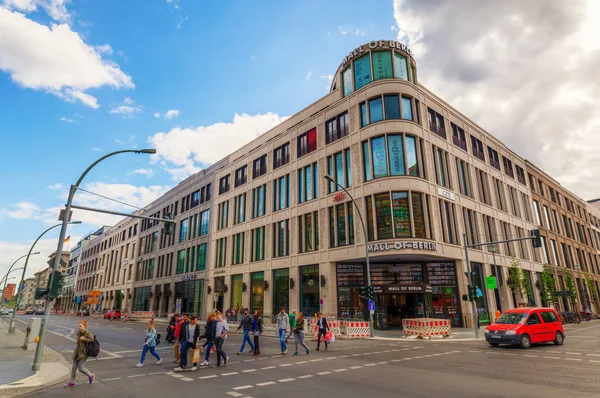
top-left (65, 320), bottom-right (95, 388)
top-left (136, 320), bottom-right (163, 367)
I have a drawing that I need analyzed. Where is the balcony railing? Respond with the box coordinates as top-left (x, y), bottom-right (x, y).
top-left (326, 125), bottom-right (349, 144)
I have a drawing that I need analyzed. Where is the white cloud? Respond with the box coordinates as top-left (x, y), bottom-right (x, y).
top-left (3, 0), bottom-right (71, 23)
top-left (338, 26), bottom-right (348, 36)
top-left (305, 70), bottom-right (312, 80)
top-left (128, 168), bottom-right (154, 178)
top-left (177, 15), bottom-right (188, 29)
top-left (7, 202), bottom-right (41, 219)
top-left (0, 8), bottom-right (133, 108)
top-left (154, 112), bottom-right (160, 118)
top-left (91, 147), bottom-right (102, 152)
top-left (95, 43), bottom-right (113, 55)
top-left (109, 97), bottom-right (141, 117)
top-left (148, 112), bottom-right (289, 181)
top-left (321, 74), bottom-right (333, 90)
top-left (115, 139), bottom-right (123, 145)
top-left (355, 29), bottom-right (365, 36)
top-left (0, 238), bottom-right (77, 281)
top-left (3, 0), bottom-right (36, 13)
top-left (393, 0), bottom-right (600, 200)
top-left (164, 109), bottom-right (180, 119)
top-left (48, 183), bottom-right (63, 190)
top-left (59, 116), bottom-right (74, 122)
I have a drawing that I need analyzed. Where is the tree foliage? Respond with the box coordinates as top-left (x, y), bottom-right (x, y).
top-left (541, 264), bottom-right (556, 304)
top-left (507, 257), bottom-right (531, 305)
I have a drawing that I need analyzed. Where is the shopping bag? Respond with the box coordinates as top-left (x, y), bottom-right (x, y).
top-left (328, 334), bottom-right (336, 343)
top-left (191, 348), bottom-right (201, 364)
top-left (325, 331), bottom-right (332, 341)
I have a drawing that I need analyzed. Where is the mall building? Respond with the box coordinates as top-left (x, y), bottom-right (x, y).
top-left (77, 40), bottom-right (600, 328)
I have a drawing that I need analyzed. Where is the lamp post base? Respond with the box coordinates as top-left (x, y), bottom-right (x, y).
top-left (8, 318), bottom-right (17, 334)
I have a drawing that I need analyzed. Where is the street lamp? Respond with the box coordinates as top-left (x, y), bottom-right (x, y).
top-left (323, 175), bottom-right (374, 338)
top-left (32, 149), bottom-right (156, 371)
top-left (9, 224), bottom-right (80, 333)
top-left (2, 254), bottom-right (38, 314)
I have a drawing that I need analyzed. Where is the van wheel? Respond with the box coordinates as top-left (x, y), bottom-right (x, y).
top-left (554, 332), bottom-right (564, 345)
top-left (520, 334), bottom-right (532, 349)
top-left (488, 342), bottom-right (500, 347)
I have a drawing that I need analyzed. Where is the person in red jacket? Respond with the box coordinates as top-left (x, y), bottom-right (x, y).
top-left (172, 314), bottom-right (185, 363)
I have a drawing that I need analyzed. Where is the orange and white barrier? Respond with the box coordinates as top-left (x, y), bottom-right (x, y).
top-left (402, 318), bottom-right (451, 338)
top-left (306, 318), bottom-right (341, 341)
top-left (122, 314), bottom-right (128, 323)
top-left (131, 311), bottom-right (155, 321)
top-left (340, 320), bottom-right (371, 338)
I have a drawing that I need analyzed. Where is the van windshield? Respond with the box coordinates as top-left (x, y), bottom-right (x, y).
top-left (495, 312), bottom-right (527, 325)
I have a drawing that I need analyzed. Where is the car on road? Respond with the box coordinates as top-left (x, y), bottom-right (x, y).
top-left (0, 308), bottom-right (10, 315)
top-left (25, 308), bottom-right (34, 315)
top-left (485, 307), bottom-right (564, 349)
top-left (104, 310), bottom-right (121, 319)
top-left (34, 309), bottom-right (44, 315)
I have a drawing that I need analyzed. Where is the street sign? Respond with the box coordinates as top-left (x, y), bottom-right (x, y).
top-left (486, 276), bottom-right (498, 289)
top-left (319, 298), bottom-right (324, 305)
top-left (487, 244), bottom-right (498, 253)
top-left (476, 287), bottom-right (483, 298)
top-left (368, 300), bottom-right (375, 311)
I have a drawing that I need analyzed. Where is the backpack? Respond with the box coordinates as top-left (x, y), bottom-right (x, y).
top-left (85, 335), bottom-right (100, 358)
top-left (156, 333), bottom-right (161, 346)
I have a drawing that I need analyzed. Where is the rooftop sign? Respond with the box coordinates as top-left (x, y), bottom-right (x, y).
top-left (340, 40), bottom-right (414, 68)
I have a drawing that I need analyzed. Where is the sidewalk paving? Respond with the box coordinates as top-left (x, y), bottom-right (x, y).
top-left (0, 318), bottom-right (71, 398)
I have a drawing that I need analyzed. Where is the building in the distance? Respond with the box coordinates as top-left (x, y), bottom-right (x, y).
top-left (82, 40), bottom-right (600, 328)
top-left (2, 283), bottom-right (16, 302)
top-left (19, 277), bottom-right (36, 309)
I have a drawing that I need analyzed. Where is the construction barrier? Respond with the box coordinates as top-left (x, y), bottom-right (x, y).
top-left (305, 318), bottom-right (341, 341)
top-left (340, 320), bottom-right (371, 338)
top-left (122, 314), bottom-right (128, 323)
top-left (131, 311), bottom-right (155, 321)
top-left (16, 310), bottom-right (25, 315)
top-left (402, 318), bottom-right (451, 338)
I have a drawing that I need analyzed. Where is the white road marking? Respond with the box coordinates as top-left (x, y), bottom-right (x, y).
top-left (503, 353), bottom-right (518, 356)
top-left (349, 366), bottom-right (363, 369)
top-left (566, 352), bottom-right (582, 355)
top-left (296, 361), bottom-right (308, 364)
top-left (587, 353), bottom-right (600, 357)
top-left (588, 360), bottom-right (600, 363)
top-left (222, 372), bottom-right (239, 376)
top-left (232, 385), bottom-right (253, 390)
top-left (279, 363), bottom-right (293, 367)
top-left (279, 378), bottom-right (295, 382)
top-left (181, 377), bottom-right (194, 381)
top-left (565, 358), bottom-right (582, 361)
top-left (522, 355), bottom-right (539, 358)
top-left (149, 372), bottom-right (166, 375)
top-left (377, 361), bottom-right (389, 364)
top-left (260, 366), bottom-right (276, 370)
top-left (256, 381), bottom-right (276, 386)
top-left (242, 369), bottom-right (257, 373)
top-left (103, 377), bottom-right (122, 381)
top-left (364, 363), bottom-right (377, 366)
top-left (298, 375), bottom-right (314, 379)
top-left (226, 392), bottom-right (244, 397)
top-left (334, 368), bottom-right (348, 372)
top-left (244, 359), bottom-right (255, 362)
top-left (317, 371), bottom-right (331, 375)
top-left (310, 359), bottom-right (324, 362)
top-left (128, 374), bottom-right (146, 378)
top-left (199, 375), bottom-right (218, 379)
top-left (543, 356), bottom-right (560, 359)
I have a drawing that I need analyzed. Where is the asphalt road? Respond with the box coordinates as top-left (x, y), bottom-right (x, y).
top-left (7, 315), bottom-right (600, 398)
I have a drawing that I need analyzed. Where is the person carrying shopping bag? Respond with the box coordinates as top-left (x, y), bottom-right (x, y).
top-left (174, 315), bottom-right (201, 371)
top-left (316, 312), bottom-right (330, 351)
top-left (293, 312), bottom-right (310, 356)
top-left (65, 320), bottom-right (95, 388)
top-left (136, 320), bottom-right (163, 367)
top-left (275, 307), bottom-right (290, 355)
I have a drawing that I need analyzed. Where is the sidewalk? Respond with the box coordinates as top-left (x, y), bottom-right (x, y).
top-left (0, 318), bottom-right (71, 397)
top-left (372, 326), bottom-right (485, 341)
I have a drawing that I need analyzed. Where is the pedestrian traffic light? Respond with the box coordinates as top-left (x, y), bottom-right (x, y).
top-left (531, 229), bottom-right (542, 248)
top-left (367, 286), bottom-right (375, 301)
top-left (164, 213), bottom-right (174, 235)
top-left (48, 270), bottom-right (68, 300)
top-left (468, 284), bottom-right (477, 301)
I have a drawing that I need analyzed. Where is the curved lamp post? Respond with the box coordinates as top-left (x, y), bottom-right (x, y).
top-left (323, 175), bottom-right (374, 338)
top-left (32, 148), bottom-right (156, 371)
top-left (9, 224), bottom-right (82, 333)
top-left (2, 254), bottom-right (37, 317)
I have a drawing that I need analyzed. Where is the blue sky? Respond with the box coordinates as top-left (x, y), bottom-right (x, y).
top-left (0, 0), bottom-right (398, 278)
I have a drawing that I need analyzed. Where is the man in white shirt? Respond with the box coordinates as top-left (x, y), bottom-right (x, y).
top-left (215, 313), bottom-right (229, 367)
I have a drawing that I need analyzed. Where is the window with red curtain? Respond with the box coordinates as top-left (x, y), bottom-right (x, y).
top-left (307, 128), bottom-right (317, 154)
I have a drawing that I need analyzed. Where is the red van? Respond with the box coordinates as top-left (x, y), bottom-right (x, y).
top-left (485, 307), bottom-right (564, 349)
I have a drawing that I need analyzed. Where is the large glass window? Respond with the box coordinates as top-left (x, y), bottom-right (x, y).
top-left (298, 162), bottom-right (319, 203)
top-left (176, 249), bottom-right (186, 274)
top-left (133, 286), bottom-right (152, 312)
top-left (251, 271), bottom-right (264, 313)
top-left (252, 185), bottom-right (267, 218)
top-left (233, 194), bottom-right (246, 225)
top-left (384, 95), bottom-right (400, 119)
top-left (250, 226), bottom-right (266, 261)
top-left (218, 201), bottom-right (228, 230)
top-left (230, 274), bottom-right (243, 313)
top-left (174, 279), bottom-right (204, 319)
top-left (360, 102), bottom-right (368, 128)
top-left (327, 149), bottom-right (352, 192)
top-left (369, 97), bottom-right (383, 123)
top-left (329, 202), bottom-right (354, 248)
top-left (360, 95), bottom-right (414, 126)
top-left (342, 66), bottom-right (353, 96)
top-left (372, 51), bottom-right (393, 80)
top-left (394, 53), bottom-right (408, 80)
top-left (232, 232), bottom-right (245, 265)
top-left (354, 54), bottom-right (372, 90)
top-left (199, 209), bottom-right (210, 235)
top-left (273, 268), bottom-right (290, 313)
top-left (151, 231), bottom-right (158, 252)
top-left (363, 134), bottom-right (422, 181)
top-left (297, 128), bottom-right (317, 157)
top-left (298, 211), bottom-right (319, 253)
top-left (179, 219), bottom-right (189, 243)
top-left (197, 243), bottom-right (206, 271)
top-left (273, 175), bottom-right (290, 211)
top-left (216, 237), bottom-right (227, 268)
top-left (272, 220), bottom-right (290, 258)
top-left (300, 265), bottom-right (320, 317)
top-left (471, 262), bottom-right (490, 326)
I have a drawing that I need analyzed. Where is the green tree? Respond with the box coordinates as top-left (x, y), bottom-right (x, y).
top-left (541, 265), bottom-right (557, 305)
top-left (563, 269), bottom-right (578, 308)
top-left (508, 257), bottom-right (529, 306)
top-left (584, 273), bottom-right (598, 301)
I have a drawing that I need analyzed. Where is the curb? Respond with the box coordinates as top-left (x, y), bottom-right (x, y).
top-left (0, 324), bottom-right (71, 397)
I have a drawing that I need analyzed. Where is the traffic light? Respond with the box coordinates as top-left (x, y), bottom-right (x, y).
top-left (360, 286), bottom-right (367, 300)
top-left (34, 287), bottom-right (48, 300)
top-left (531, 229), bottom-right (542, 248)
top-left (367, 286), bottom-right (375, 301)
top-left (467, 284), bottom-right (478, 301)
top-left (48, 270), bottom-right (68, 300)
top-left (164, 213), bottom-right (174, 235)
